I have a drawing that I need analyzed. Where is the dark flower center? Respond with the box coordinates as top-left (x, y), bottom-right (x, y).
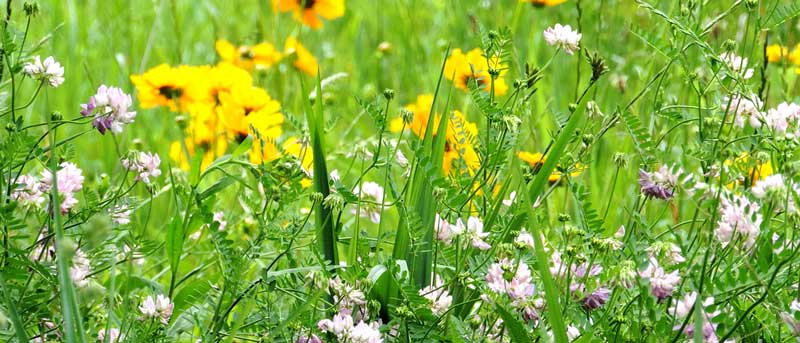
top-left (302, 0), bottom-right (316, 9)
top-left (197, 141), bottom-right (212, 152)
top-left (243, 107), bottom-right (256, 116)
top-left (235, 133), bottom-right (248, 143)
top-left (240, 49), bottom-right (255, 60)
top-left (462, 74), bottom-right (488, 89)
top-left (158, 86), bottom-right (183, 99)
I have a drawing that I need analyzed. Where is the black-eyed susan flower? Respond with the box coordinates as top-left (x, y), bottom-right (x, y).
top-left (284, 37), bottom-right (319, 76)
top-left (443, 48), bottom-right (508, 96)
top-left (169, 136), bottom-right (228, 171)
top-left (273, 0), bottom-right (345, 29)
top-left (218, 86), bottom-right (283, 142)
top-left (518, 151), bottom-right (583, 183)
top-left (766, 44), bottom-right (789, 63)
top-left (522, 0), bottom-right (567, 7)
top-left (187, 63), bottom-right (253, 106)
top-left (130, 64), bottom-right (199, 111)
top-left (215, 39), bottom-right (283, 71)
top-left (184, 103), bottom-right (222, 143)
top-left (390, 94), bottom-right (480, 175)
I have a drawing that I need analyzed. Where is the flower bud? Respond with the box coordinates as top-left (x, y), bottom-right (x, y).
top-left (383, 88), bottom-right (394, 101)
top-left (24, 1), bottom-right (39, 17)
top-left (400, 108), bottom-right (414, 125)
top-left (50, 111), bottom-right (62, 121)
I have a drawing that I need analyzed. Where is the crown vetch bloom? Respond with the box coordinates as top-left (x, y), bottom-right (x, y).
top-left (97, 328), bottom-right (124, 343)
top-left (23, 55), bottom-right (65, 87)
top-left (486, 258), bottom-right (535, 301)
top-left (719, 52), bottom-right (754, 80)
top-left (69, 249), bottom-right (91, 287)
top-left (725, 94), bottom-right (764, 129)
top-left (715, 195), bottom-right (762, 248)
top-left (670, 292), bottom-right (721, 342)
top-left (81, 85), bottom-right (137, 135)
top-left (466, 216), bottom-right (491, 250)
top-left (352, 181), bottom-right (385, 223)
top-left (639, 166), bottom-right (685, 200)
top-left (640, 258), bottom-right (681, 301)
top-left (11, 174), bottom-right (46, 208)
top-left (543, 24), bottom-right (582, 55)
top-left (139, 294), bottom-right (173, 324)
top-left (419, 275), bottom-right (452, 316)
top-left (122, 151), bottom-right (162, 184)
top-left (40, 162), bottom-right (85, 213)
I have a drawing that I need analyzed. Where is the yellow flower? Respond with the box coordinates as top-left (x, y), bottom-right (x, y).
top-left (522, 0), bottom-right (567, 6)
top-left (273, 0), bottom-right (345, 29)
top-left (284, 37), bottom-right (319, 76)
top-left (187, 63), bottom-right (253, 106)
top-left (518, 151), bottom-right (583, 183)
top-left (391, 94), bottom-right (480, 175)
top-left (725, 154), bottom-right (773, 187)
top-left (218, 86), bottom-right (284, 141)
top-left (169, 136), bottom-right (228, 171)
top-left (185, 103), bottom-right (222, 143)
top-left (215, 39), bottom-right (283, 71)
top-left (249, 137), bottom-right (282, 165)
top-left (444, 48), bottom-right (508, 96)
top-left (766, 44), bottom-right (788, 63)
top-left (131, 64), bottom-right (200, 111)
top-left (790, 44), bottom-right (800, 65)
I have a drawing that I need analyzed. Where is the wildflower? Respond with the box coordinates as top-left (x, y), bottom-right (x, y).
top-left (725, 94), bottom-right (763, 129)
top-left (281, 136), bottom-right (315, 182)
top-left (219, 85), bottom-right (283, 141)
top-left (715, 195), bottom-right (762, 248)
top-left (582, 286), bottom-right (611, 310)
top-left (40, 162), bottom-right (85, 213)
top-left (97, 328), bottom-right (124, 342)
top-left (719, 52), bottom-right (754, 79)
top-left (122, 151), bottom-right (161, 184)
top-left (295, 333), bottom-right (324, 343)
top-left (110, 205), bottom-right (132, 225)
top-left (502, 191), bottom-right (516, 207)
top-left (273, 0), bottom-right (345, 29)
top-left (639, 165), bottom-right (685, 200)
top-left (514, 228), bottom-right (536, 249)
top-left (130, 64), bottom-right (198, 111)
top-left (780, 300), bottom-right (800, 335)
top-left (390, 94), bottom-right (480, 175)
top-left (285, 37), bottom-right (320, 76)
top-left (188, 63), bottom-right (253, 106)
top-left (434, 214), bottom-right (454, 245)
top-left (640, 258), bottom-right (681, 301)
top-left (523, 0), bottom-right (567, 7)
top-left (11, 174), bottom-right (45, 208)
top-left (23, 55), bottom-right (64, 87)
top-left (329, 277), bottom-right (367, 315)
top-left (70, 249), bottom-right (91, 287)
top-left (81, 85), bottom-right (137, 135)
top-left (215, 39), bottom-right (282, 71)
top-left (212, 211), bottom-right (227, 231)
top-left (466, 216), bottom-right (491, 250)
top-left (543, 24), bottom-right (582, 55)
top-left (318, 313), bottom-right (383, 343)
top-left (670, 292), bottom-right (720, 342)
top-left (443, 48), bottom-right (508, 95)
top-left (169, 136), bottom-right (228, 171)
top-left (352, 182), bottom-right (384, 223)
top-left (486, 258), bottom-right (535, 301)
top-left (764, 102), bottom-right (800, 134)
top-left (349, 321), bottom-right (383, 343)
top-left (766, 44), bottom-right (788, 63)
top-left (419, 275), bottom-right (453, 316)
top-left (139, 294), bottom-right (173, 324)
top-left (518, 151), bottom-right (583, 183)
top-left (613, 260), bottom-right (637, 289)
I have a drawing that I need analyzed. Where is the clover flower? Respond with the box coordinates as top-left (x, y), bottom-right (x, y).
top-left (543, 24), bottom-right (582, 55)
top-left (23, 55), bottom-right (64, 87)
top-left (81, 85), bottom-right (137, 135)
